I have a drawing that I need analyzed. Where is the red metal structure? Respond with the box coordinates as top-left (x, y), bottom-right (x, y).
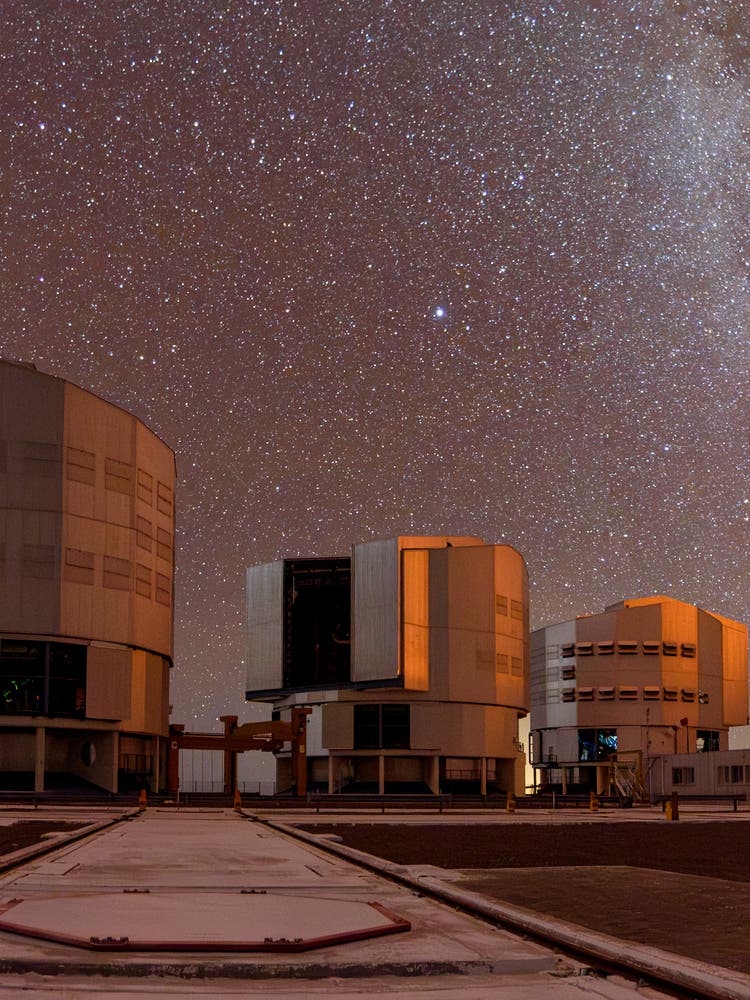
top-left (167, 708), bottom-right (310, 796)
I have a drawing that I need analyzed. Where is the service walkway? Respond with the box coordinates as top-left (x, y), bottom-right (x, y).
top-left (0, 805), bottom-right (721, 999)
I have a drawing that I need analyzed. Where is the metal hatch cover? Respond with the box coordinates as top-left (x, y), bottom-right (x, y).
top-left (0, 892), bottom-right (410, 952)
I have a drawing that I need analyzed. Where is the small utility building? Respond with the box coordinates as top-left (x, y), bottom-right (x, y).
top-left (246, 535), bottom-right (529, 795)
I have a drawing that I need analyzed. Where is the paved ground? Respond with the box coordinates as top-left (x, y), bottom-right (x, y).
top-left (0, 804), bottom-right (746, 998)
top-left (291, 809), bottom-right (750, 975)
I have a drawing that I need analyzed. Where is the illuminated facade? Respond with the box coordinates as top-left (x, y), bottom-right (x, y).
top-left (530, 596), bottom-right (748, 794)
top-left (0, 360), bottom-right (175, 793)
top-left (246, 535), bottom-right (529, 794)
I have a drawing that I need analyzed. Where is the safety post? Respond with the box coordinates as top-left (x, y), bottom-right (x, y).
top-left (589, 791), bottom-right (599, 812)
top-left (666, 791), bottom-right (680, 821)
top-left (506, 791), bottom-right (516, 813)
top-left (233, 786), bottom-right (242, 812)
top-left (138, 788), bottom-right (147, 812)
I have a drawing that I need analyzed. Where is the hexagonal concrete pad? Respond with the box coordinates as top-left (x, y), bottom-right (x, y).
top-left (0, 891), bottom-right (410, 952)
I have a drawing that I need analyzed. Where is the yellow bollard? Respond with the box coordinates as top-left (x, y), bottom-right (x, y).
top-left (589, 791), bottom-right (599, 812)
top-left (138, 788), bottom-right (147, 812)
top-left (233, 787), bottom-right (242, 812)
top-left (506, 791), bottom-right (516, 813)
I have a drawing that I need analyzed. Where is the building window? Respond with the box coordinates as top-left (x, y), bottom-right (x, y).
top-left (696, 730), bottom-right (719, 752)
top-left (353, 704), bottom-right (410, 749)
top-left (136, 517), bottom-right (152, 551)
top-left (156, 527), bottom-right (172, 563)
top-left (156, 481), bottom-right (173, 517)
top-left (137, 468), bottom-right (153, 505)
top-left (103, 556), bottom-right (131, 591)
top-left (66, 447), bottom-right (96, 486)
top-left (0, 639), bottom-right (85, 717)
top-left (105, 458), bottom-right (134, 496)
top-left (495, 595), bottom-right (507, 615)
top-left (560, 643), bottom-right (575, 658)
top-left (510, 599), bottom-right (524, 621)
top-left (663, 641), bottom-right (678, 656)
top-left (574, 642), bottom-right (594, 656)
top-left (642, 641), bottom-right (660, 655)
top-left (135, 563), bottom-right (151, 598)
top-left (596, 641), bottom-right (614, 655)
top-left (673, 767), bottom-right (695, 785)
top-left (681, 642), bottom-right (696, 658)
top-left (578, 728), bottom-right (617, 761)
top-left (64, 548), bottom-right (95, 585)
top-left (155, 572), bottom-right (171, 606)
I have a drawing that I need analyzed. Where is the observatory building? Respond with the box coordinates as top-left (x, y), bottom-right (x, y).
top-left (530, 596), bottom-right (748, 795)
top-left (0, 360), bottom-right (175, 793)
top-left (246, 535), bottom-right (529, 795)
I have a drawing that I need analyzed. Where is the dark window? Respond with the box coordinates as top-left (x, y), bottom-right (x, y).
top-left (673, 766), bottom-right (694, 785)
top-left (381, 705), bottom-right (410, 748)
top-left (354, 704), bottom-right (410, 749)
top-left (696, 730), bottom-right (719, 752)
top-left (0, 641), bottom-right (44, 714)
top-left (578, 728), bottom-right (617, 761)
top-left (353, 704), bottom-right (380, 749)
top-left (48, 643), bottom-right (86, 715)
top-left (0, 640), bottom-right (85, 717)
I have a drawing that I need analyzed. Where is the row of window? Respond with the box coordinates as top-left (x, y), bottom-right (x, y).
top-left (718, 764), bottom-right (750, 784)
top-left (65, 549), bottom-right (171, 605)
top-left (5, 442), bottom-right (173, 517)
top-left (562, 686), bottom-right (707, 703)
top-left (561, 641), bottom-right (696, 658)
top-left (674, 764), bottom-right (750, 786)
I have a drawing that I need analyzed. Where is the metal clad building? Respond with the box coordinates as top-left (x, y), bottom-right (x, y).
top-left (246, 535), bottom-right (529, 795)
top-left (0, 360), bottom-right (175, 793)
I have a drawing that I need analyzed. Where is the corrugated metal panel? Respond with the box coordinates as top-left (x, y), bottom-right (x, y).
top-left (352, 538), bottom-right (399, 681)
top-left (246, 561), bottom-right (284, 692)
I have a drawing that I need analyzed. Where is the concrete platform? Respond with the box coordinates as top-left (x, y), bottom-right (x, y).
top-left (0, 808), bottom-right (557, 980)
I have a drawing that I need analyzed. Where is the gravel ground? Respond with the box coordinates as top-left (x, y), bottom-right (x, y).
top-left (298, 820), bottom-right (750, 974)
top-left (0, 820), bottom-right (87, 855)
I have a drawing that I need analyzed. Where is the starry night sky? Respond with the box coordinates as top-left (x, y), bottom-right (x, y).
top-left (2, 3), bottom-right (749, 729)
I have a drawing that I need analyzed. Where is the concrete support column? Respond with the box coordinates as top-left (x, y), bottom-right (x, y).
top-left (378, 754), bottom-right (385, 796)
top-left (34, 727), bottom-right (46, 793)
top-left (328, 755), bottom-right (335, 794)
top-left (561, 766), bottom-right (568, 795)
top-left (597, 764), bottom-right (608, 796)
top-left (480, 757), bottom-right (487, 796)
top-left (427, 755), bottom-right (440, 795)
top-left (110, 732), bottom-right (120, 793)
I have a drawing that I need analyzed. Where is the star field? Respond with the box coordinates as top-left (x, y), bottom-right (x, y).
top-left (2, 3), bottom-right (749, 728)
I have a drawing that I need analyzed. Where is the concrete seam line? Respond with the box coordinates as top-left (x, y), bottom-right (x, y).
top-left (0, 810), bottom-right (138, 873)
top-left (248, 814), bottom-right (750, 1000)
